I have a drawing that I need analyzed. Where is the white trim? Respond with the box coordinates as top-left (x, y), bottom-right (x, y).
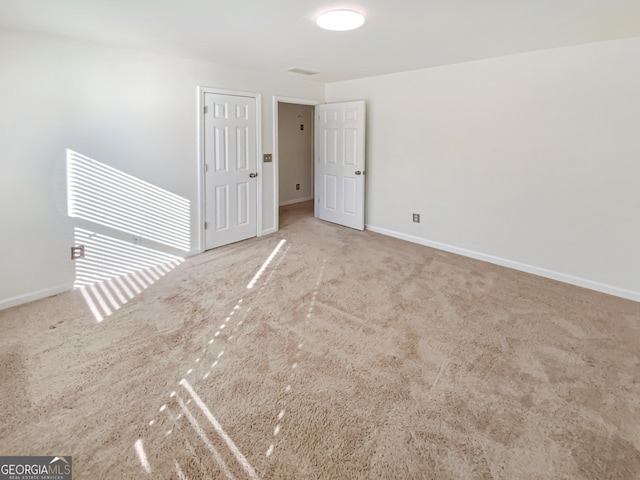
top-left (197, 88), bottom-right (205, 253)
top-left (365, 225), bottom-right (640, 303)
top-left (255, 94), bottom-right (263, 238)
top-left (279, 196), bottom-right (313, 207)
top-left (198, 87), bottom-right (263, 253)
top-left (273, 96), bottom-right (322, 233)
top-left (0, 285), bottom-right (70, 311)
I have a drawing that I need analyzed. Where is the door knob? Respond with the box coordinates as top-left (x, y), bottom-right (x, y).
top-left (249, 172), bottom-right (258, 178)
top-left (355, 170), bottom-right (362, 175)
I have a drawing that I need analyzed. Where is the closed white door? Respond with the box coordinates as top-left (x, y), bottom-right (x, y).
top-left (204, 93), bottom-right (258, 249)
top-left (315, 101), bottom-right (366, 230)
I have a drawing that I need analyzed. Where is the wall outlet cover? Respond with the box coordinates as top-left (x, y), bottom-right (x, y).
top-left (71, 245), bottom-right (85, 260)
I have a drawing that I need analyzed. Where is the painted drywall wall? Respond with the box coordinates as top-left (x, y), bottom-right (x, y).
top-left (0, 28), bottom-right (323, 309)
top-left (326, 37), bottom-right (640, 300)
top-left (278, 102), bottom-right (314, 205)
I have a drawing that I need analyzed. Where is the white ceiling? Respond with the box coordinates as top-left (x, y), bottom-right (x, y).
top-left (1, 0), bottom-right (640, 83)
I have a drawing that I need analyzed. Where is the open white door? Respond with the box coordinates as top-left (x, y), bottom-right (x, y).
top-left (204, 92), bottom-right (258, 249)
top-left (315, 101), bottom-right (366, 230)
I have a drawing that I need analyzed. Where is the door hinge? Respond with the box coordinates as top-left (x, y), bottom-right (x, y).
top-left (204, 222), bottom-right (208, 229)
top-left (204, 105), bottom-right (208, 114)
top-left (205, 164), bottom-right (209, 172)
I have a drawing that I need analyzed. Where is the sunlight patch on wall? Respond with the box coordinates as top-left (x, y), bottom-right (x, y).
top-left (74, 228), bottom-right (184, 322)
top-left (67, 149), bottom-right (190, 322)
top-left (73, 228), bottom-right (183, 287)
top-left (67, 149), bottom-right (190, 251)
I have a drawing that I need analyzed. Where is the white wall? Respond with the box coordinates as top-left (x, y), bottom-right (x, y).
top-left (0, 28), bottom-right (323, 309)
top-left (3, 27), bottom-right (639, 308)
top-left (278, 102), bottom-right (314, 205)
top-left (326, 37), bottom-right (640, 301)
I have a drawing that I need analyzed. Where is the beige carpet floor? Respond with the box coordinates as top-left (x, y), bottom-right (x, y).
top-left (1, 201), bottom-right (640, 479)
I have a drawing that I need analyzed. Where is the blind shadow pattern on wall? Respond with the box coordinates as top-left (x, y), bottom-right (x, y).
top-left (66, 149), bottom-right (189, 322)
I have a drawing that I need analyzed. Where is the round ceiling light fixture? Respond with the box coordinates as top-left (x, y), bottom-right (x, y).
top-left (316, 9), bottom-right (365, 31)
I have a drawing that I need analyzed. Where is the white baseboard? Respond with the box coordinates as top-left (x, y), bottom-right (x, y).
top-left (0, 284), bottom-right (71, 311)
top-left (261, 227), bottom-right (277, 236)
top-left (365, 225), bottom-right (640, 303)
top-left (279, 196), bottom-right (313, 207)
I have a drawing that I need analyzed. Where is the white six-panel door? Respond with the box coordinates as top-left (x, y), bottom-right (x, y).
top-left (315, 101), bottom-right (366, 230)
top-left (204, 92), bottom-right (258, 249)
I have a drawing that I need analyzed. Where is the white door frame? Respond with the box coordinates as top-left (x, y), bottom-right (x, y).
top-left (272, 96), bottom-right (322, 232)
top-left (197, 87), bottom-right (263, 253)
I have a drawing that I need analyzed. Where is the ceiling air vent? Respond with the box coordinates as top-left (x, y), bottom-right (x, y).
top-left (287, 68), bottom-right (319, 76)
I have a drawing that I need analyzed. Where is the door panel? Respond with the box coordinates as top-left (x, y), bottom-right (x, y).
top-left (315, 101), bottom-right (366, 230)
top-left (345, 129), bottom-right (357, 165)
top-left (325, 129), bottom-right (338, 163)
top-left (343, 177), bottom-right (356, 214)
top-left (237, 182), bottom-right (249, 225)
top-left (214, 127), bottom-right (228, 172)
top-left (237, 126), bottom-right (251, 170)
top-left (214, 101), bottom-right (227, 118)
top-left (205, 93), bottom-right (258, 249)
top-left (215, 185), bottom-right (228, 231)
top-left (325, 175), bottom-right (338, 210)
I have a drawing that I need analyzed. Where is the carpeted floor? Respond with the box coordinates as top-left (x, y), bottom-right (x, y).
top-left (1, 200), bottom-right (639, 479)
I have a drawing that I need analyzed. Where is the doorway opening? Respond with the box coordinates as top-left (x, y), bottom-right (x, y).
top-left (278, 102), bottom-right (315, 208)
top-left (277, 102), bottom-right (315, 229)
top-left (273, 97), bottom-right (321, 230)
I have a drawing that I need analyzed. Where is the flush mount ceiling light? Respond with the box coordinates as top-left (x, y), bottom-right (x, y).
top-left (316, 9), bottom-right (365, 31)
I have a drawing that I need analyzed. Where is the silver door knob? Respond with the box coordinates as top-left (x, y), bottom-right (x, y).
top-left (355, 170), bottom-right (362, 175)
top-left (249, 172), bottom-right (258, 178)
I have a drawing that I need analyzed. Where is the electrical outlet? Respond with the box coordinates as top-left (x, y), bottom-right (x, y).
top-left (71, 245), bottom-right (85, 260)
top-left (413, 213), bottom-right (420, 223)
top-left (296, 184), bottom-right (300, 190)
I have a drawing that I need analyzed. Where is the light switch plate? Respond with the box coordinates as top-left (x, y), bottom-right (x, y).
top-left (263, 154), bottom-right (273, 163)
